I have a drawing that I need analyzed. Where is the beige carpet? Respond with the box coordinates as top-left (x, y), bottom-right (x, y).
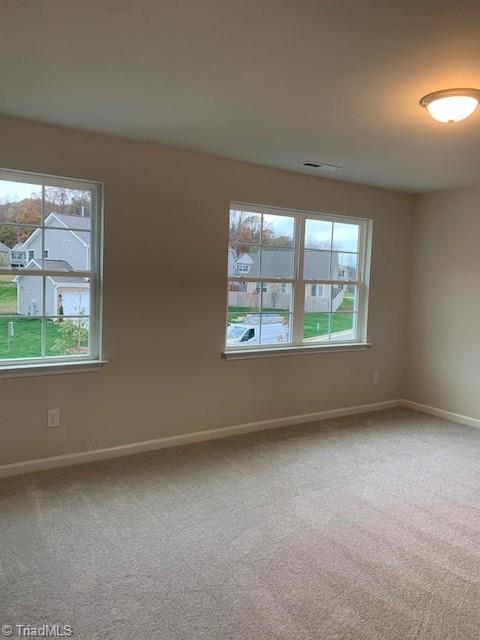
top-left (2, 408), bottom-right (480, 639)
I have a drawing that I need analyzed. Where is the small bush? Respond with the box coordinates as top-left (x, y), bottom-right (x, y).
top-left (52, 318), bottom-right (88, 354)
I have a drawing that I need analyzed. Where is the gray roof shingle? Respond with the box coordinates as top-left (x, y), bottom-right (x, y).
top-left (240, 247), bottom-right (339, 279)
top-left (43, 259), bottom-right (73, 271)
top-left (47, 212), bottom-right (91, 246)
top-left (50, 276), bottom-right (89, 284)
top-left (49, 212), bottom-right (90, 229)
top-left (42, 258), bottom-right (88, 283)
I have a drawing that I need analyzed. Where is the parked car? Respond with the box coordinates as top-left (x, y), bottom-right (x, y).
top-left (226, 314), bottom-right (289, 346)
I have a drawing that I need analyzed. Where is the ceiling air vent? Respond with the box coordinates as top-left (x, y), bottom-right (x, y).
top-left (299, 161), bottom-right (342, 171)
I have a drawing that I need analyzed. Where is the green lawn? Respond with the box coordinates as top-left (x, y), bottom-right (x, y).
top-left (304, 293), bottom-right (355, 339)
top-left (0, 318), bottom-right (42, 358)
top-left (0, 280), bottom-right (89, 358)
top-left (0, 317), bottom-right (89, 359)
top-left (0, 280), bottom-right (17, 314)
top-left (228, 294), bottom-right (355, 339)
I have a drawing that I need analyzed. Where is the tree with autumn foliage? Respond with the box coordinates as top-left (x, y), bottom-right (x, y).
top-left (0, 186), bottom-right (91, 248)
top-left (229, 210), bottom-right (262, 254)
top-left (229, 210), bottom-right (291, 256)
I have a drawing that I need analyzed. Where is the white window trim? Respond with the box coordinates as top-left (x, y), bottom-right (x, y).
top-left (223, 343), bottom-right (371, 359)
top-left (0, 359), bottom-right (108, 378)
top-left (0, 167), bottom-right (104, 371)
top-left (225, 202), bottom-right (373, 356)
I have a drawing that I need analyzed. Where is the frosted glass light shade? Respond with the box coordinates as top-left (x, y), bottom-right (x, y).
top-left (420, 89), bottom-right (480, 123)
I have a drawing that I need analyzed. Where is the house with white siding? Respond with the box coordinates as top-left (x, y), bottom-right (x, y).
top-left (14, 213), bottom-right (90, 317)
top-left (227, 246), bottom-right (345, 312)
top-left (0, 241), bottom-right (10, 267)
top-left (10, 243), bottom-right (26, 268)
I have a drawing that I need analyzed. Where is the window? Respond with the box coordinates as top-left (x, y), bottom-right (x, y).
top-left (310, 284), bottom-right (324, 298)
top-left (0, 168), bottom-right (102, 367)
top-left (236, 264), bottom-right (249, 274)
top-left (226, 203), bottom-right (371, 351)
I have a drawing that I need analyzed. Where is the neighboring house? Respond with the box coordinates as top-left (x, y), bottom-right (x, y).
top-left (0, 241), bottom-right (10, 267)
top-left (14, 212), bottom-right (90, 317)
top-left (10, 243), bottom-right (26, 268)
top-left (228, 246), bottom-right (345, 312)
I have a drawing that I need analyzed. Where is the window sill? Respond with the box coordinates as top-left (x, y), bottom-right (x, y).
top-left (222, 343), bottom-right (371, 360)
top-left (0, 359), bottom-right (108, 379)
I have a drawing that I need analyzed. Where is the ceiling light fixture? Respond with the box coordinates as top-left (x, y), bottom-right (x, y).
top-left (420, 88), bottom-right (480, 123)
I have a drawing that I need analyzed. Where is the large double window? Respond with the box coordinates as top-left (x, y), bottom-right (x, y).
top-left (0, 168), bottom-right (102, 367)
top-left (226, 203), bottom-right (372, 352)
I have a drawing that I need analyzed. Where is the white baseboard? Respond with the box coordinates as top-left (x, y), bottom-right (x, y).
top-left (400, 399), bottom-right (480, 429)
top-left (0, 399), bottom-right (401, 479)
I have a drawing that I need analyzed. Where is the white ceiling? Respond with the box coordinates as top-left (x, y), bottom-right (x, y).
top-left (1, 0), bottom-right (480, 193)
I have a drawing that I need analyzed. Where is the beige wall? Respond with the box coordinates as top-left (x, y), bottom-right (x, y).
top-left (0, 115), bottom-right (413, 465)
top-left (406, 187), bottom-right (480, 417)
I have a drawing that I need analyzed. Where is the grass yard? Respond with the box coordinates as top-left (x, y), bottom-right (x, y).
top-left (0, 279), bottom-right (17, 314)
top-left (303, 293), bottom-right (355, 339)
top-left (0, 318), bottom-right (42, 358)
top-left (0, 317), bottom-right (89, 359)
top-left (228, 306), bottom-right (285, 318)
top-left (303, 311), bottom-right (353, 338)
top-left (228, 293), bottom-right (356, 339)
top-left (0, 280), bottom-right (89, 358)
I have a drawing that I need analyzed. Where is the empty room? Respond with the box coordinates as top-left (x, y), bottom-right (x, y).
top-left (1, 1), bottom-right (480, 638)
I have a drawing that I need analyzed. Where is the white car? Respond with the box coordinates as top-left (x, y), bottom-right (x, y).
top-left (226, 315), bottom-right (289, 346)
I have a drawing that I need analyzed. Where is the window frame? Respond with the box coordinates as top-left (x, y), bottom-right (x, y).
top-left (0, 167), bottom-right (103, 369)
top-left (225, 202), bottom-right (372, 355)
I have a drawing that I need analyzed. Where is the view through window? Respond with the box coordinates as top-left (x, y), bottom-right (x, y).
top-left (226, 204), bottom-right (371, 350)
top-left (0, 169), bottom-right (102, 365)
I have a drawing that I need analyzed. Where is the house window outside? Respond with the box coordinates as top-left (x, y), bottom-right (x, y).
top-left (310, 284), bottom-right (324, 298)
top-left (236, 264), bottom-right (249, 274)
top-left (0, 168), bottom-right (102, 366)
top-left (226, 203), bottom-right (371, 350)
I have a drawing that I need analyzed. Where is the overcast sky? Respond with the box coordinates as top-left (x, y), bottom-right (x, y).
top-left (233, 209), bottom-right (359, 252)
top-left (0, 180), bottom-right (41, 203)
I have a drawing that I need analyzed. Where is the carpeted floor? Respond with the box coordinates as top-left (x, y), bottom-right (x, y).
top-left (2, 408), bottom-right (480, 639)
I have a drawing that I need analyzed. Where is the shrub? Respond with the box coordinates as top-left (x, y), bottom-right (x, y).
top-left (52, 318), bottom-right (88, 354)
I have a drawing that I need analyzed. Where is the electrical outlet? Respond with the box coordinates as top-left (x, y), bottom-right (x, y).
top-left (47, 408), bottom-right (60, 428)
top-left (372, 371), bottom-right (380, 384)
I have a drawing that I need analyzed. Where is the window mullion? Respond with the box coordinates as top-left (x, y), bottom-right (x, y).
top-left (0, 269), bottom-right (93, 278)
top-left (302, 279), bottom-right (361, 286)
top-left (41, 276), bottom-right (46, 358)
top-left (292, 214), bottom-right (305, 345)
top-left (356, 220), bottom-right (371, 342)
top-left (41, 184), bottom-right (45, 266)
top-left (41, 187), bottom-right (46, 358)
